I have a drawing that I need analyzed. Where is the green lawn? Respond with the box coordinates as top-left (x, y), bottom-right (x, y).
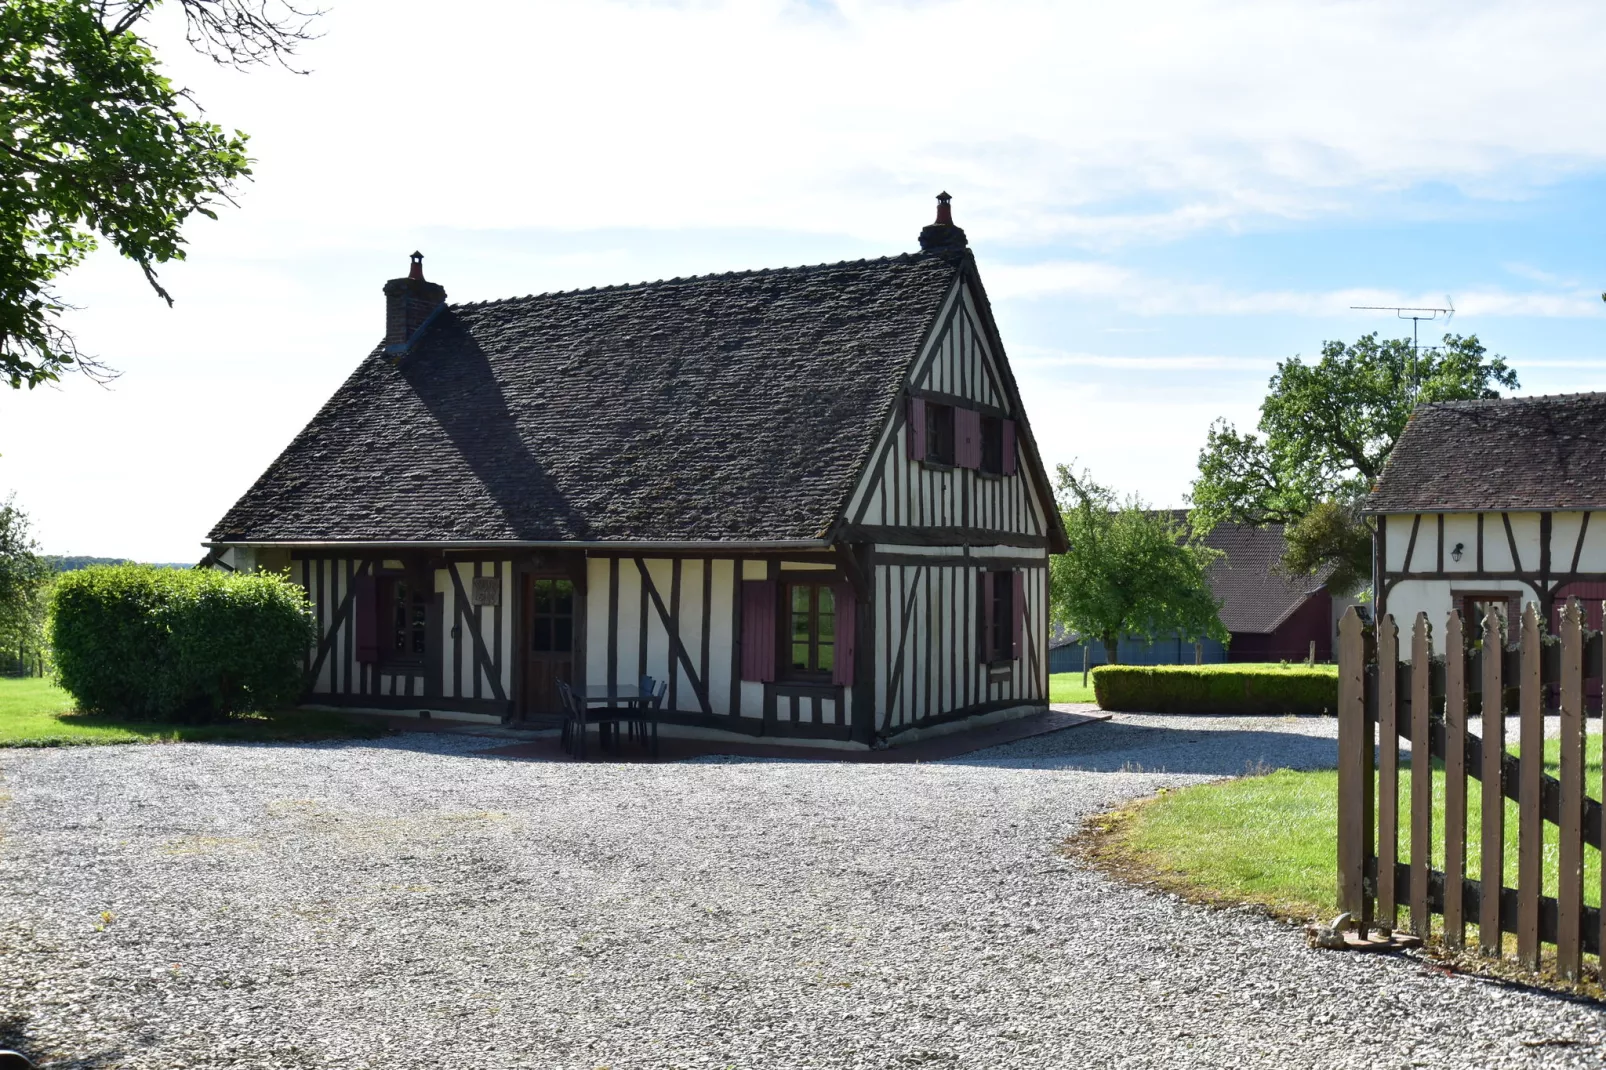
top-left (1048, 672), bottom-right (1097, 704)
top-left (1097, 735), bottom-right (1604, 926)
top-left (0, 676), bottom-right (382, 747)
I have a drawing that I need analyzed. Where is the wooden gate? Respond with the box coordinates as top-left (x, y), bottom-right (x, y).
top-left (1336, 601), bottom-right (1605, 978)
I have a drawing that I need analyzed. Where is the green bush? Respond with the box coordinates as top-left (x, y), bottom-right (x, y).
top-left (1092, 663), bottom-right (1338, 715)
top-left (50, 565), bottom-right (316, 721)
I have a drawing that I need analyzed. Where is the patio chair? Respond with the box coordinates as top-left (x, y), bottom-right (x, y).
top-left (637, 678), bottom-right (667, 757)
top-left (559, 679), bottom-right (633, 760)
top-left (628, 675), bottom-right (656, 747)
top-left (556, 680), bottom-right (585, 759)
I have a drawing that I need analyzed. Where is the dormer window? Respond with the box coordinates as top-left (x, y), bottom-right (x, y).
top-left (924, 403), bottom-right (955, 466)
top-left (980, 416), bottom-right (1003, 474)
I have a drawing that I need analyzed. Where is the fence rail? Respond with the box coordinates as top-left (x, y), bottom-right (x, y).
top-left (1337, 600), bottom-right (1604, 978)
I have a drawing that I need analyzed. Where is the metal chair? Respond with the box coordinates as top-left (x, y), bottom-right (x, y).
top-left (556, 680), bottom-right (586, 759)
top-left (637, 678), bottom-right (667, 757)
top-left (629, 676), bottom-right (656, 747)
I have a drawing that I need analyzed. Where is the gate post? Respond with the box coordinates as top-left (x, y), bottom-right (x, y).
top-left (1336, 606), bottom-right (1370, 921)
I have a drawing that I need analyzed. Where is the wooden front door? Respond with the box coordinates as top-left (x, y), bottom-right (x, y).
top-left (521, 576), bottom-right (576, 717)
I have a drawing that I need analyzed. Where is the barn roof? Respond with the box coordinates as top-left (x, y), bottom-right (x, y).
top-left (209, 252), bottom-right (969, 544)
top-left (1367, 392), bottom-right (1606, 514)
top-left (1199, 521), bottom-right (1329, 634)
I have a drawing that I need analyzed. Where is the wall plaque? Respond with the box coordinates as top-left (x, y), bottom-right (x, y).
top-left (470, 576), bottom-right (500, 606)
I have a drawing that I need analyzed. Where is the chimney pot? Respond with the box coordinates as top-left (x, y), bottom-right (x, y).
top-left (918, 191), bottom-right (968, 255)
top-left (383, 252), bottom-right (446, 348)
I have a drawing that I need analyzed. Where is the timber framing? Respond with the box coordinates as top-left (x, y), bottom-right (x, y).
top-left (208, 216), bottom-right (1061, 744)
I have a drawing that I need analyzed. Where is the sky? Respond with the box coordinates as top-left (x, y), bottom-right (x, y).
top-left (2, 0), bottom-right (1604, 561)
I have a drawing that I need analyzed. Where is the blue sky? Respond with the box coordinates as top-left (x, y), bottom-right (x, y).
top-left (1, 0), bottom-right (1602, 560)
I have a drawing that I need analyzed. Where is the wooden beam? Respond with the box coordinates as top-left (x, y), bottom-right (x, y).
top-left (1502, 512), bottom-right (1523, 572)
top-left (447, 564), bottom-right (506, 703)
top-left (306, 559), bottom-right (371, 690)
top-left (633, 557), bottom-right (712, 715)
top-left (840, 523), bottom-right (1047, 549)
top-left (1402, 513), bottom-right (1421, 572)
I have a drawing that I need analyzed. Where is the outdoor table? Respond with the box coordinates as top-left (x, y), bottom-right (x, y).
top-left (573, 684), bottom-right (657, 757)
top-left (578, 684), bottom-right (654, 708)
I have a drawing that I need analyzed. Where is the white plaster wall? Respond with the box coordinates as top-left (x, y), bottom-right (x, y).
top-left (584, 556), bottom-right (610, 689)
top-left (1387, 511), bottom-right (1596, 576)
top-left (706, 559), bottom-right (736, 718)
top-left (584, 555), bottom-right (759, 720)
top-left (1385, 577), bottom-right (1541, 653)
top-left (1441, 513), bottom-right (1479, 573)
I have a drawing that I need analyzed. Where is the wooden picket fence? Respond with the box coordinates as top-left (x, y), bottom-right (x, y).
top-left (1336, 600), bottom-right (1605, 979)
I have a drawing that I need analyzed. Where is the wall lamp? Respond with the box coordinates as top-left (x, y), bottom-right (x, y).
top-left (1451, 542), bottom-right (1465, 563)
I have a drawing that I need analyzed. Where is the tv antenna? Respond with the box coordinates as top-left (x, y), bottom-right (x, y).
top-left (1350, 298), bottom-right (1454, 395)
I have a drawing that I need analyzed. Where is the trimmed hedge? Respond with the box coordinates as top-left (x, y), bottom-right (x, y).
top-left (1092, 664), bottom-right (1338, 715)
top-left (51, 565), bottom-right (316, 721)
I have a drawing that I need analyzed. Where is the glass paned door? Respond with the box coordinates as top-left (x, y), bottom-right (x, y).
top-left (521, 577), bottom-right (576, 717)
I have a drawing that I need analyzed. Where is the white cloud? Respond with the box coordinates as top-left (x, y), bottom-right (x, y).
top-left (988, 260), bottom-right (1606, 318)
top-left (139, 0), bottom-right (1606, 250)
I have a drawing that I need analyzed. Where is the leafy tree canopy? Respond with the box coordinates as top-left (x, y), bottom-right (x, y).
top-left (1189, 333), bottom-right (1518, 591)
top-left (0, 0), bottom-right (315, 388)
top-left (0, 494), bottom-right (53, 663)
top-left (1049, 465), bottom-right (1228, 665)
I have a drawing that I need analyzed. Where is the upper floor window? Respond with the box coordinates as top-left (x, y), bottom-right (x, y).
top-left (980, 415), bottom-right (1004, 474)
top-left (924, 402), bottom-right (955, 466)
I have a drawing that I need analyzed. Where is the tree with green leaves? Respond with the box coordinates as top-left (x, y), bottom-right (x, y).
top-left (1189, 333), bottom-right (1518, 593)
top-left (1049, 465), bottom-right (1227, 665)
top-left (1, 0), bottom-right (316, 388)
top-left (0, 495), bottom-right (53, 671)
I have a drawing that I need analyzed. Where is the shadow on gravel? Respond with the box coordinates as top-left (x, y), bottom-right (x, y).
top-left (0, 1012), bottom-right (122, 1070)
top-left (950, 721), bottom-right (1340, 775)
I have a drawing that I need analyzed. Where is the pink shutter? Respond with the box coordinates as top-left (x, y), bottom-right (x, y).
top-left (832, 581), bottom-right (856, 687)
top-left (978, 570), bottom-right (994, 662)
top-left (907, 397), bottom-right (927, 461)
top-left (740, 579), bottom-right (777, 683)
top-left (1001, 419), bottom-right (1017, 475)
top-left (1011, 570), bottom-right (1026, 661)
top-left (354, 572), bottom-right (379, 664)
top-left (955, 408), bottom-right (981, 469)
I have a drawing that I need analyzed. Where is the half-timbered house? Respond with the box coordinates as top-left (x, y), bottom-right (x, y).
top-left (1367, 391), bottom-right (1606, 650)
top-left (204, 195), bottom-right (1068, 745)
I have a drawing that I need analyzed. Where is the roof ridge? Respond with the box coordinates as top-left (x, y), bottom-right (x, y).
top-left (1426, 390), bottom-right (1606, 410)
top-left (448, 251), bottom-right (937, 311)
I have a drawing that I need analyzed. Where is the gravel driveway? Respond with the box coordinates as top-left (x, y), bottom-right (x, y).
top-left (2, 712), bottom-right (1603, 1069)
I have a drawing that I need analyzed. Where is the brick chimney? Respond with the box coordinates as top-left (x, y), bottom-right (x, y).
top-left (918, 192), bottom-right (969, 255)
top-left (383, 252), bottom-right (446, 348)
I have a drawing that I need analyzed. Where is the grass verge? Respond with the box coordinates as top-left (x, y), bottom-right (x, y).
top-left (1073, 737), bottom-right (1606, 996)
top-left (0, 676), bottom-right (382, 747)
top-left (1047, 672), bottom-right (1097, 704)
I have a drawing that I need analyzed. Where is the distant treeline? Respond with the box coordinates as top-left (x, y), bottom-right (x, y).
top-left (45, 556), bottom-right (192, 572)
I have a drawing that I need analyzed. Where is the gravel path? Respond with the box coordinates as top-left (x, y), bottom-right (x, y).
top-left (2, 713), bottom-right (1603, 1069)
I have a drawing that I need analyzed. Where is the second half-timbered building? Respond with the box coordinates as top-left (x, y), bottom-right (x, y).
top-left (1367, 391), bottom-right (1606, 650)
top-left (205, 195), bottom-right (1068, 746)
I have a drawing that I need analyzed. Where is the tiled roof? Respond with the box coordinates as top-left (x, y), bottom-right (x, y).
top-left (1198, 521), bottom-right (1328, 634)
top-left (1368, 392), bottom-right (1606, 513)
top-left (211, 254), bottom-right (967, 544)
